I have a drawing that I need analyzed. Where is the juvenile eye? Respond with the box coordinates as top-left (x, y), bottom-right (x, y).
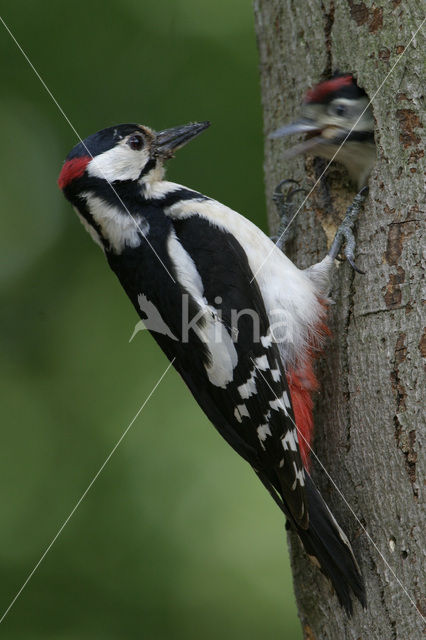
top-left (334, 104), bottom-right (346, 117)
top-left (128, 134), bottom-right (144, 150)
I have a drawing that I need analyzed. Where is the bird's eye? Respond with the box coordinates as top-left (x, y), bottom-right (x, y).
top-left (334, 104), bottom-right (346, 117)
top-left (128, 134), bottom-right (144, 151)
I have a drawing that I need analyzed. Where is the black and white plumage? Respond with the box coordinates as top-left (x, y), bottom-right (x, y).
top-left (59, 121), bottom-right (366, 614)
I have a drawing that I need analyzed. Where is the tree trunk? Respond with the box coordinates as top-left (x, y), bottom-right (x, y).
top-left (254, 1), bottom-right (424, 638)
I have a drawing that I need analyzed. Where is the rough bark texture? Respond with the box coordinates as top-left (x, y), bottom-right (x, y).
top-left (254, 2), bottom-right (424, 638)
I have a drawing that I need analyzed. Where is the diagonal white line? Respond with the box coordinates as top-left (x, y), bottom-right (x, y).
top-left (0, 15), bottom-right (176, 283)
top-left (0, 358), bottom-right (175, 626)
top-left (2, 5), bottom-right (424, 624)
top-left (250, 17), bottom-right (426, 284)
top-left (250, 357), bottom-right (425, 622)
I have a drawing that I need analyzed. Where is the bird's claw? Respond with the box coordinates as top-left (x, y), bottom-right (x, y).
top-left (346, 253), bottom-right (365, 275)
top-left (272, 179), bottom-right (307, 251)
top-left (328, 187), bottom-right (368, 274)
top-left (331, 226), bottom-right (365, 274)
top-left (272, 178), bottom-right (300, 205)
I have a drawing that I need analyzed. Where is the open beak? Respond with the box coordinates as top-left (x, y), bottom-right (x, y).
top-left (269, 117), bottom-right (328, 160)
top-left (269, 118), bottom-right (320, 139)
top-left (155, 121), bottom-right (210, 158)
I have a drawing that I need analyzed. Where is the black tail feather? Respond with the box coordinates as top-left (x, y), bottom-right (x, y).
top-left (295, 474), bottom-right (366, 616)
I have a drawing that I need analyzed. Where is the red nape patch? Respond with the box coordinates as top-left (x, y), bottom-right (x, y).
top-left (305, 75), bottom-right (353, 104)
top-left (58, 156), bottom-right (90, 189)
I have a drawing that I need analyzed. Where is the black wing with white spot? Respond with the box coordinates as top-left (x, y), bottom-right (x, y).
top-left (167, 214), bottom-right (308, 528)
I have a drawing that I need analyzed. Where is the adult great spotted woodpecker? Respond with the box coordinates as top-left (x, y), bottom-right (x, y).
top-left (59, 117), bottom-right (367, 614)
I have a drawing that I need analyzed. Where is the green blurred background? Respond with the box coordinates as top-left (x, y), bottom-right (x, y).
top-left (0, 1), bottom-right (302, 637)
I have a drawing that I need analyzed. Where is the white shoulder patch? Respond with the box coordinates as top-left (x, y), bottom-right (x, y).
top-left (164, 195), bottom-right (328, 369)
top-left (167, 231), bottom-right (204, 301)
top-left (167, 230), bottom-right (238, 389)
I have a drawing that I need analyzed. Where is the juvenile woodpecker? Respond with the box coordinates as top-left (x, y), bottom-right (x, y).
top-left (270, 73), bottom-right (376, 189)
top-left (59, 120), bottom-right (366, 614)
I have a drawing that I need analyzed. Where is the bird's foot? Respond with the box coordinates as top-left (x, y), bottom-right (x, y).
top-left (271, 179), bottom-right (307, 251)
top-left (328, 187), bottom-right (368, 274)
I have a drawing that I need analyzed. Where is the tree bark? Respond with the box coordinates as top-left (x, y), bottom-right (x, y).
top-left (254, 2), bottom-right (424, 638)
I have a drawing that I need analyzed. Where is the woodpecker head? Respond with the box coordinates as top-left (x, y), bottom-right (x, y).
top-left (58, 120), bottom-right (210, 252)
top-left (58, 121), bottom-right (210, 196)
top-left (270, 74), bottom-right (375, 188)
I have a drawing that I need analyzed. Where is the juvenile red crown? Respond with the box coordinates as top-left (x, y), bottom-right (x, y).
top-left (305, 74), bottom-right (353, 104)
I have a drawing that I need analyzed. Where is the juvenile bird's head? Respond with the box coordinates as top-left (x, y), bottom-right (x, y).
top-left (270, 73), bottom-right (375, 188)
top-left (58, 121), bottom-right (210, 252)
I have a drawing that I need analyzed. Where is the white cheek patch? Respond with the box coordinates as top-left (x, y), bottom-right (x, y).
top-left (87, 145), bottom-right (151, 183)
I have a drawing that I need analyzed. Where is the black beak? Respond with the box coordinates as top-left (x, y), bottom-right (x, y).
top-left (155, 121), bottom-right (210, 158)
top-left (269, 118), bottom-right (319, 139)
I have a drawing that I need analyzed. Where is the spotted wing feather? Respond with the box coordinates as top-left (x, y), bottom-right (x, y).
top-left (169, 214), bottom-right (308, 528)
